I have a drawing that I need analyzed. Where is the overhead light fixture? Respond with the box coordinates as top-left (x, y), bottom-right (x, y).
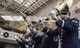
top-left (1, 15), bottom-right (24, 21)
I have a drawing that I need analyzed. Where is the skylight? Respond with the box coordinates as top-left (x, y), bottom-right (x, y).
top-left (15, 0), bottom-right (24, 4)
top-left (15, 0), bottom-right (37, 7)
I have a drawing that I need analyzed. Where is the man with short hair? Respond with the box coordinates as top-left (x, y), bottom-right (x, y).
top-left (50, 3), bottom-right (80, 48)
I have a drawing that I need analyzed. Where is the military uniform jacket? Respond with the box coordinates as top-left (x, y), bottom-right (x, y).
top-left (56, 18), bottom-right (80, 48)
top-left (42, 27), bottom-right (59, 48)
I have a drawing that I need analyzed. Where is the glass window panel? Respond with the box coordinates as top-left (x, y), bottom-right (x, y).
top-left (24, 3), bottom-right (29, 7)
top-left (15, 0), bottom-right (24, 4)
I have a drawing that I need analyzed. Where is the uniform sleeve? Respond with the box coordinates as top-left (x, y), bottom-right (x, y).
top-left (41, 35), bottom-right (50, 48)
top-left (33, 35), bottom-right (43, 43)
top-left (16, 39), bottom-right (25, 46)
top-left (42, 27), bottom-right (48, 33)
top-left (56, 18), bottom-right (79, 31)
top-left (42, 27), bottom-right (58, 37)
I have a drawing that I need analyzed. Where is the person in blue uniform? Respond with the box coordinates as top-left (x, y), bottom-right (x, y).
top-left (29, 28), bottom-right (48, 48)
top-left (16, 33), bottom-right (35, 48)
top-left (50, 3), bottom-right (80, 48)
top-left (41, 22), bottom-right (59, 48)
top-left (33, 33), bottom-right (48, 48)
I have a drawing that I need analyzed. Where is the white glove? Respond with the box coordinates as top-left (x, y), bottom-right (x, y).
top-left (50, 9), bottom-right (58, 21)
